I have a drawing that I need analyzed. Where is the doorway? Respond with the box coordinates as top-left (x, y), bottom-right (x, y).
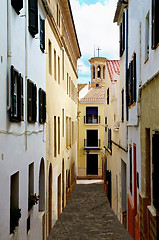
top-left (86, 154), bottom-right (98, 175)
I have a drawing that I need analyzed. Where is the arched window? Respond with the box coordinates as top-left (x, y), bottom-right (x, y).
top-left (103, 66), bottom-right (105, 79)
top-left (93, 66), bottom-right (95, 79)
top-left (39, 158), bottom-right (45, 212)
top-left (97, 66), bottom-right (101, 78)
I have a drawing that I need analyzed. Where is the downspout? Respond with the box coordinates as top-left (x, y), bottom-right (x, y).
top-left (7, 0), bottom-right (12, 110)
top-left (25, 0), bottom-right (28, 150)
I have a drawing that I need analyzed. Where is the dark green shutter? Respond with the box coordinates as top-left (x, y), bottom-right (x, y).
top-left (128, 63), bottom-right (132, 106)
top-left (10, 66), bottom-right (15, 120)
top-left (120, 23), bottom-right (122, 57)
top-left (152, 0), bottom-right (159, 49)
top-left (40, 17), bottom-right (45, 52)
top-left (152, 134), bottom-right (159, 211)
top-left (27, 79), bottom-right (32, 122)
top-left (122, 12), bottom-right (125, 54)
top-left (20, 75), bottom-right (24, 121)
top-left (133, 53), bottom-right (136, 103)
top-left (43, 91), bottom-right (46, 123)
top-left (11, 0), bottom-right (23, 15)
top-left (28, 0), bottom-right (38, 37)
top-left (17, 73), bottom-right (22, 121)
top-left (32, 84), bottom-right (37, 122)
top-left (39, 88), bottom-right (43, 123)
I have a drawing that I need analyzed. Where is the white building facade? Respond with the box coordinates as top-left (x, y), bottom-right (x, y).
top-left (0, 0), bottom-right (51, 239)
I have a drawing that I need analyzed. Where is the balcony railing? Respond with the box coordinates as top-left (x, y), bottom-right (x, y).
top-left (84, 115), bottom-right (100, 124)
top-left (84, 139), bottom-right (101, 148)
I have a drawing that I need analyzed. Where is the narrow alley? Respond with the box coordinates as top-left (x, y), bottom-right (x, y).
top-left (48, 181), bottom-right (132, 240)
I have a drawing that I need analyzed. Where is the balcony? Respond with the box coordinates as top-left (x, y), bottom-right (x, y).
top-left (84, 139), bottom-right (101, 149)
top-left (84, 115), bottom-right (100, 124)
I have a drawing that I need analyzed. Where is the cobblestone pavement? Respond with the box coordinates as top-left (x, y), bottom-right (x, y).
top-left (48, 184), bottom-right (132, 240)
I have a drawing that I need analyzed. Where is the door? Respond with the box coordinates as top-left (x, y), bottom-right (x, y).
top-left (87, 154), bottom-right (98, 175)
top-left (58, 174), bottom-right (61, 217)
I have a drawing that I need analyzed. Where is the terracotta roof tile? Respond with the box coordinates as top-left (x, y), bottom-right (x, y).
top-left (80, 87), bottom-right (105, 102)
top-left (106, 60), bottom-right (120, 81)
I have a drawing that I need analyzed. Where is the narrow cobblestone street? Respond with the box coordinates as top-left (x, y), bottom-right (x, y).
top-left (48, 182), bottom-right (132, 240)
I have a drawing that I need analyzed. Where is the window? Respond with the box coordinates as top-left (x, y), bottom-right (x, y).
top-left (72, 121), bottom-right (74, 145)
top-left (10, 65), bottom-right (24, 122)
top-left (145, 12), bottom-right (150, 61)
top-left (152, 133), bottom-right (159, 211)
top-left (27, 79), bottom-right (37, 123)
top-left (85, 107), bottom-right (99, 124)
top-left (127, 53), bottom-right (136, 107)
top-left (28, 163), bottom-right (34, 211)
top-left (54, 116), bottom-right (57, 157)
top-left (103, 66), bottom-right (105, 79)
top-left (152, 0), bottom-right (159, 49)
top-left (93, 66), bottom-right (95, 79)
top-left (48, 40), bottom-right (52, 75)
top-left (121, 89), bottom-right (124, 122)
top-left (108, 128), bottom-right (112, 151)
top-left (66, 117), bottom-right (69, 148)
top-left (54, 50), bottom-right (56, 80)
top-left (62, 49), bottom-right (64, 80)
top-left (39, 88), bottom-right (46, 124)
top-left (58, 56), bottom-right (60, 84)
top-left (62, 109), bottom-right (64, 137)
top-left (129, 145), bottom-right (132, 193)
top-left (11, 0), bottom-right (23, 14)
top-left (69, 77), bottom-right (71, 97)
top-left (120, 12), bottom-right (125, 57)
top-left (86, 130), bottom-right (98, 147)
top-left (105, 117), bottom-right (107, 132)
top-left (58, 117), bottom-right (60, 154)
top-left (10, 172), bottom-right (20, 234)
top-left (107, 88), bottom-right (109, 105)
top-left (67, 73), bottom-right (69, 94)
top-left (28, 0), bottom-right (38, 37)
top-left (97, 66), bottom-right (101, 78)
top-left (40, 17), bottom-right (45, 52)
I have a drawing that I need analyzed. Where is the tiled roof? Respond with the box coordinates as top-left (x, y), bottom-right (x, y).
top-left (78, 83), bottom-right (87, 93)
top-left (106, 60), bottom-right (120, 81)
top-left (80, 86), bottom-right (105, 102)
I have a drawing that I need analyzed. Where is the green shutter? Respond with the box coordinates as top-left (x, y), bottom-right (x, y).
top-left (11, 0), bottom-right (23, 15)
top-left (27, 79), bottom-right (32, 122)
top-left (10, 66), bottom-right (15, 120)
top-left (20, 75), bottom-right (24, 121)
top-left (28, 0), bottom-right (38, 37)
top-left (39, 88), bottom-right (43, 123)
top-left (43, 91), bottom-right (46, 123)
top-left (32, 84), bottom-right (37, 122)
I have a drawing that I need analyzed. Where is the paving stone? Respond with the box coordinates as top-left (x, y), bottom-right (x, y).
top-left (47, 184), bottom-right (132, 240)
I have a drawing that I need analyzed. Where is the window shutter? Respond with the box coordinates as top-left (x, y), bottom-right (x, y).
top-left (122, 12), bottom-right (125, 54)
top-left (120, 23), bottom-right (122, 57)
top-left (20, 75), bottom-right (24, 121)
top-left (128, 63), bottom-right (132, 106)
top-left (130, 60), bottom-right (134, 105)
top-left (32, 84), bottom-right (37, 122)
top-left (11, 0), bottom-right (23, 15)
top-left (40, 17), bottom-right (45, 52)
top-left (27, 80), bottom-right (32, 122)
top-left (17, 73), bottom-right (23, 121)
top-left (39, 88), bottom-right (43, 123)
top-left (133, 53), bottom-right (136, 103)
top-left (152, 134), bottom-right (159, 211)
top-left (10, 66), bottom-right (15, 120)
top-left (121, 89), bottom-right (124, 122)
top-left (28, 0), bottom-right (38, 37)
top-left (152, 0), bottom-right (159, 49)
top-left (43, 91), bottom-right (46, 123)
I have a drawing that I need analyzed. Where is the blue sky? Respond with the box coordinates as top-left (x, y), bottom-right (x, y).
top-left (70, 0), bottom-right (119, 83)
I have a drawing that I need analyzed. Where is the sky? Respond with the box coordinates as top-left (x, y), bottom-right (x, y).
top-left (69, 0), bottom-right (119, 83)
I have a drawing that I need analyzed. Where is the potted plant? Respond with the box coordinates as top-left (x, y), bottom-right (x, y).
top-left (28, 193), bottom-right (40, 211)
top-left (10, 206), bottom-right (21, 234)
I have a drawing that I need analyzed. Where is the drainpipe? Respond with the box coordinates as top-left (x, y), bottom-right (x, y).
top-left (25, 0), bottom-right (28, 151)
top-left (7, 0), bottom-right (12, 110)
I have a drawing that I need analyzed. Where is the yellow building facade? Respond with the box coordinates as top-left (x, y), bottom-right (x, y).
top-left (78, 57), bottom-right (106, 178)
top-left (46, 0), bottom-right (81, 236)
